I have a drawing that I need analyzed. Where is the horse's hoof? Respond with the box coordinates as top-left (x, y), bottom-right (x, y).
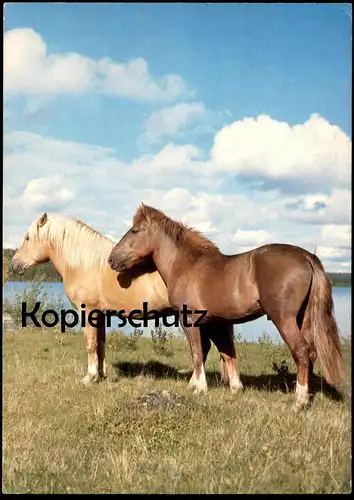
top-left (81, 375), bottom-right (92, 386)
top-left (193, 386), bottom-right (207, 395)
top-left (81, 374), bottom-right (99, 386)
top-left (187, 377), bottom-right (197, 390)
top-left (293, 400), bottom-right (310, 413)
top-left (230, 384), bottom-right (244, 393)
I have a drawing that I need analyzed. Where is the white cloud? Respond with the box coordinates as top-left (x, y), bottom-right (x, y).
top-left (263, 189), bottom-right (351, 226)
top-left (3, 129), bottom-right (351, 272)
top-left (327, 261), bottom-right (351, 273)
top-left (96, 57), bottom-right (189, 101)
top-left (22, 176), bottom-right (75, 210)
top-left (139, 188), bottom-right (219, 234)
top-left (3, 26), bottom-right (350, 274)
top-left (232, 229), bottom-right (272, 247)
top-left (316, 246), bottom-right (351, 261)
top-left (4, 29), bottom-right (95, 94)
top-left (130, 142), bottom-right (206, 188)
top-left (320, 224), bottom-right (351, 249)
top-left (210, 114), bottom-right (351, 191)
top-left (145, 102), bottom-right (206, 140)
top-left (137, 114), bottom-right (351, 196)
top-left (133, 143), bottom-right (201, 171)
top-left (4, 28), bottom-right (190, 102)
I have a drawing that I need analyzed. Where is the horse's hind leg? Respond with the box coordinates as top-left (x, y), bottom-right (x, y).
top-left (270, 314), bottom-right (311, 410)
top-left (220, 355), bottom-right (229, 386)
top-left (297, 304), bottom-right (317, 395)
top-left (208, 323), bottom-right (243, 393)
top-left (201, 326), bottom-right (212, 365)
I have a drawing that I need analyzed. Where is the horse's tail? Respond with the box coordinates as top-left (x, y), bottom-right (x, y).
top-left (306, 253), bottom-right (347, 389)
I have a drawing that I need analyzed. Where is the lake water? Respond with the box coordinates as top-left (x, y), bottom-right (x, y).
top-left (3, 281), bottom-right (351, 342)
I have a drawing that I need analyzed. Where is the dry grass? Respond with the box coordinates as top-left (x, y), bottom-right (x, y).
top-left (2, 329), bottom-right (352, 494)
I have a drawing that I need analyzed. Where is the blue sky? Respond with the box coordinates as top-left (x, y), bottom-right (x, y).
top-left (3, 3), bottom-right (352, 271)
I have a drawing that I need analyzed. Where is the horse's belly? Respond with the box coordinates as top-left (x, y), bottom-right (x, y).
top-left (205, 290), bottom-right (261, 321)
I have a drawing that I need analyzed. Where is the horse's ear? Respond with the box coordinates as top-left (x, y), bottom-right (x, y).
top-left (139, 203), bottom-right (148, 220)
top-left (38, 213), bottom-right (48, 227)
top-left (141, 203), bottom-right (152, 223)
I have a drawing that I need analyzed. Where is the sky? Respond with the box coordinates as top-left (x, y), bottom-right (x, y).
top-left (3, 3), bottom-right (352, 272)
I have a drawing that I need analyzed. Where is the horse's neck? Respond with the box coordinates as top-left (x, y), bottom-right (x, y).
top-left (152, 230), bottom-right (181, 286)
top-left (47, 244), bottom-right (66, 278)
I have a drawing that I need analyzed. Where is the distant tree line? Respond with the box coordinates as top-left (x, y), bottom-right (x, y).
top-left (328, 272), bottom-right (351, 287)
top-left (2, 248), bottom-right (352, 286)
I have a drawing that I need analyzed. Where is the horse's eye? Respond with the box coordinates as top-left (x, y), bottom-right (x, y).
top-left (131, 227), bottom-right (140, 234)
top-left (25, 235), bottom-right (30, 241)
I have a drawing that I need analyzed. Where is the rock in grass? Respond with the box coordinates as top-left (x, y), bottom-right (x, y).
top-left (130, 390), bottom-right (186, 409)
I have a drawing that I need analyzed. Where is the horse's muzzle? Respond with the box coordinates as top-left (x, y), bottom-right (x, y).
top-left (108, 254), bottom-right (136, 272)
top-left (108, 256), bottom-right (124, 271)
top-left (11, 258), bottom-right (25, 275)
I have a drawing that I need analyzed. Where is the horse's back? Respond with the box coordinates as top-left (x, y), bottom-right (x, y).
top-left (252, 243), bottom-right (315, 270)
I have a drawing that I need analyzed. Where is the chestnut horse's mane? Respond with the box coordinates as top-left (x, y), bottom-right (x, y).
top-left (133, 204), bottom-right (220, 256)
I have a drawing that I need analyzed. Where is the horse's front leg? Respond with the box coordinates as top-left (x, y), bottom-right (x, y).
top-left (181, 313), bottom-right (207, 394)
top-left (82, 311), bottom-right (105, 385)
top-left (97, 319), bottom-right (107, 379)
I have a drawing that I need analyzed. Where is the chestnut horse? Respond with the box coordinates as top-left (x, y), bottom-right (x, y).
top-left (11, 213), bottom-right (235, 387)
top-left (108, 204), bottom-right (347, 410)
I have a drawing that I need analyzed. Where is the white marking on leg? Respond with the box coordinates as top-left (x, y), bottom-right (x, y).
top-left (194, 364), bottom-right (207, 394)
top-left (88, 363), bottom-right (98, 376)
top-left (230, 373), bottom-right (243, 393)
top-left (295, 381), bottom-right (309, 409)
top-left (88, 354), bottom-right (99, 376)
top-left (188, 369), bottom-right (197, 389)
top-left (82, 353), bottom-right (99, 385)
top-left (224, 358), bottom-right (243, 393)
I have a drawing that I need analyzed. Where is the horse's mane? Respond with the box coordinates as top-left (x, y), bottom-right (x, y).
top-left (133, 204), bottom-right (220, 256)
top-left (28, 214), bottom-right (115, 271)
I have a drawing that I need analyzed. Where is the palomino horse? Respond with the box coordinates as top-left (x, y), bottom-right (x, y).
top-left (108, 204), bottom-right (347, 410)
top-left (11, 213), bottom-right (235, 387)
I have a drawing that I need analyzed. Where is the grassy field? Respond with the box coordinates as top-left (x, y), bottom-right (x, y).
top-left (2, 328), bottom-right (352, 494)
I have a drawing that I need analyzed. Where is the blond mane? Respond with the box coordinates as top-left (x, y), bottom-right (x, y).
top-left (28, 214), bottom-right (115, 271)
top-left (133, 204), bottom-right (220, 256)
